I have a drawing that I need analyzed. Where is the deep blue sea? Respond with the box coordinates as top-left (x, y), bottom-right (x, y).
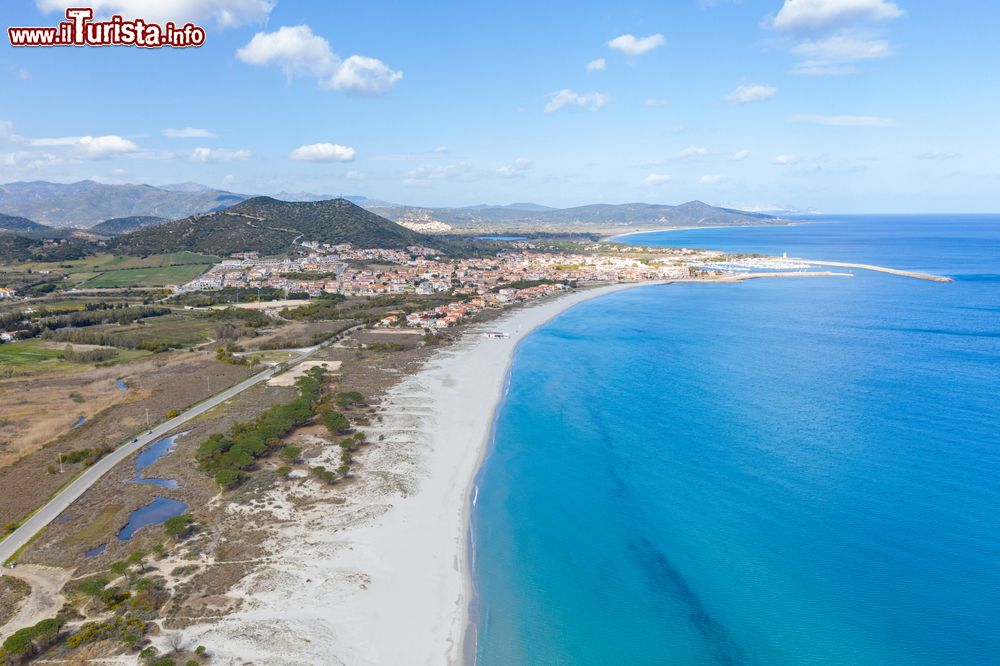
top-left (472, 215), bottom-right (1000, 665)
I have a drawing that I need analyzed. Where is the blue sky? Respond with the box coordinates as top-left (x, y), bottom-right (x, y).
top-left (0, 0), bottom-right (997, 212)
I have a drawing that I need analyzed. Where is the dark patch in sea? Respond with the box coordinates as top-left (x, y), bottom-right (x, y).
top-left (629, 537), bottom-right (749, 666)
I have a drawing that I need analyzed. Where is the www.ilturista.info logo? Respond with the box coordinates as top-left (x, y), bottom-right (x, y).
top-left (8, 8), bottom-right (206, 48)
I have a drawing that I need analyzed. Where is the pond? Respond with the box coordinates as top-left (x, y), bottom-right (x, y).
top-left (135, 434), bottom-right (181, 469)
top-left (117, 497), bottom-right (188, 541)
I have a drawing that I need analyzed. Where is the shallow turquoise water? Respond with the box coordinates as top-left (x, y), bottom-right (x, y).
top-left (472, 215), bottom-right (1000, 664)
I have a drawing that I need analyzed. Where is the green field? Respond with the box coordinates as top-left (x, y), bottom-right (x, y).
top-left (0, 339), bottom-right (149, 374)
top-left (78, 314), bottom-right (217, 348)
top-left (1, 251), bottom-right (220, 289)
top-left (0, 339), bottom-right (65, 367)
top-left (81, 263), bottom-right (213, 288)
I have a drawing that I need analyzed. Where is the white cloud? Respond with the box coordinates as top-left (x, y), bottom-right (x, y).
top-left (76, 135), bottom-right (140, 158)
top-left (345, 170), bottom-right (366, 180)
top-left (237, 25), bottom-right (402, 96)
top-left (37, 0), bottom-right (275, 28)
top-left (404, 163), bottom-right (472, 187)
top-left (29, 134), bottom-right (140, 159)
top-left (7, 67), bottom-right (29, 81)
top-left (544, 89), bottom-right (611, 113)
top-left (289, 143), bottom-right (356, 162)
top-left (774, 154), bottom-right (799, 165)
top-left (162, 127), bottom-right (216, 139)
top-left (725, 83), bottom-right (777, 104)
top-left (771, 0), bottom-right (904, 32)
top-left (917, 151), bottom-right (959, 160)
top-left (327, 55), bottom-right (403, 96)
top-left (0, 120), bottom-right (25, 144)
top-left (188, 147), bottom-right (251, 163)
top-left (790, 113), bottom-right (896, 126)
top-left (732, 149), bottom-right (751, 161)
top-left (586, 58), bottom-right (607, 72)
top-left (607, 33), bottom-right (665, 56)
top-left (768, 1), bottom-right (904, 76)
top-left (433, 146), bottom-right (449, 153)
top-left (237, 25), bottom-right (338, 77)
top-left (0, 151), bottom-right (64, 169)
top-left (642, 173), bottom-right (672, 186)
top-left (495, 158), bottom-right (531, 178)
top-left (645, 99), bottom-right (668, 108)
top-left (676, 146), bottom-right (708, 159)
top-left (699, 175), bottom-right (723, 184)
top-left (790, 34), bottom-right (893, 74)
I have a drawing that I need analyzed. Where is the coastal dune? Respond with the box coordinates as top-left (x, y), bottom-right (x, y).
top-left (187, 282), bottom-right (651, 665)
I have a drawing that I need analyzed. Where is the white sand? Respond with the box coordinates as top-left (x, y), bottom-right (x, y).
top-left (186, 282), bottom-right (657, 665)
top-left (267, 360), bottom-right (343, 386)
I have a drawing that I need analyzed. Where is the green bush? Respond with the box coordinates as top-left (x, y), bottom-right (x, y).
top-left (197, 371), bottom-right (326, 489)
top-left (163, 514), bottom-right (193, 539)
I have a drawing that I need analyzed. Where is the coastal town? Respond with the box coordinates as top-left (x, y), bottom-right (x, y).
top-left (175, 240), bottom-right (703, 330)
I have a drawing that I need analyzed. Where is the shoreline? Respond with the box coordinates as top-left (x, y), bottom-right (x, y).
top-left (456, 282), bottom-right (662, 665)
top-left (185, 281), bottom-right (661, 665)
top-left (605, 220), bottom-right (802, 242)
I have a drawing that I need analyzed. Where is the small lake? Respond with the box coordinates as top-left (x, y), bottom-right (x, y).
top-left (71, 416), bottom-right (86, 429)
top-left (117, 497), bottom-right (188, 541)
top-left (84, 544), bottom-right (107, 558)
top-left (135, 434), bottom-right (181, 469)
top-left (116, 378), bottom-right (128, 391)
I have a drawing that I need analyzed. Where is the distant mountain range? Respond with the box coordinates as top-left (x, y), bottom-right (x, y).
top-left (0, 180), bottom-right (247, 228)
top-left (110, 197), bottom-right (447, 257)
top-left (364, 199), bottom-right (783, 230)
top-left (0, 180), bottom-right (783, 243)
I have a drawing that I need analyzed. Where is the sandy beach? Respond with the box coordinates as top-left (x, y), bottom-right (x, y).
top-left (184, 282), bottom-right (655, 665)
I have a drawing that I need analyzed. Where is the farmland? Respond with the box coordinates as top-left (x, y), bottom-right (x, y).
top-left (80, 263), bottom-right (213, 288)
top-left (0, 251), bottom-right (219, 291)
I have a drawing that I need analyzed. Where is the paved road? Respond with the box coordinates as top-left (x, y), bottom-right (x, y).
top-left (0, 339), bottom-right (335, 565)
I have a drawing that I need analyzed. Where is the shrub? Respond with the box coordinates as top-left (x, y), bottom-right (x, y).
top-left (334, 391), bottom-right (366, 408)
top-left (278, 446), bottom-right (301, 464)
top-left (322, 411), bottom-right (350, 434)
top-left (163, 514), bottom-right (193, 539)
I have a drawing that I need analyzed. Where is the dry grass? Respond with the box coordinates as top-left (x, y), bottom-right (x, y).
top-left (0, 575), bottom-right (31, 626)
top-left (60, 504), bottom-right (123, 548)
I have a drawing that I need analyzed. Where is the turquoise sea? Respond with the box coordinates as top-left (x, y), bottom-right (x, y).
top-left (471, 215), bottom-right (1000, 664)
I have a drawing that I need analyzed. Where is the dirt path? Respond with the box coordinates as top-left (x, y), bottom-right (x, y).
top-left (0, 564), bottom-right (73, 640)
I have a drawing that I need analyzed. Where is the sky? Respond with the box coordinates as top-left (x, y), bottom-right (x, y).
top-left (0, 0), bottom-right (997, 213)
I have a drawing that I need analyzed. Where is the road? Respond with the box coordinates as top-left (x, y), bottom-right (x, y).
top-left (0, 333), bottom-right (348, 565)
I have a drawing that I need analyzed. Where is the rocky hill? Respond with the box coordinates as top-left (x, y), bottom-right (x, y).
top-left (91, 216), bottom-right (167, 236)
top-left (110, 197), bottom-right (445, 256)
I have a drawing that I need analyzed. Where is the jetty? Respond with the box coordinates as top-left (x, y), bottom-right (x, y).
top-left (795, 259), bottom-right (953, 282)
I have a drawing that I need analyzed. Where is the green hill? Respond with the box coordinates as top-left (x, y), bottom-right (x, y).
top-left (0, 212), bottom-right (50, 236)
top-left (0, 234), bottom-right (36, 261)
top-left (111, 197), bottom-right (445, 256)
top-left (91, 215), bottom-right (167, 235)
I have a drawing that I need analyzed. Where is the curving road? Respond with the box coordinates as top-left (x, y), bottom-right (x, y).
top-left (0, 329), bottom-right (358, 565)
